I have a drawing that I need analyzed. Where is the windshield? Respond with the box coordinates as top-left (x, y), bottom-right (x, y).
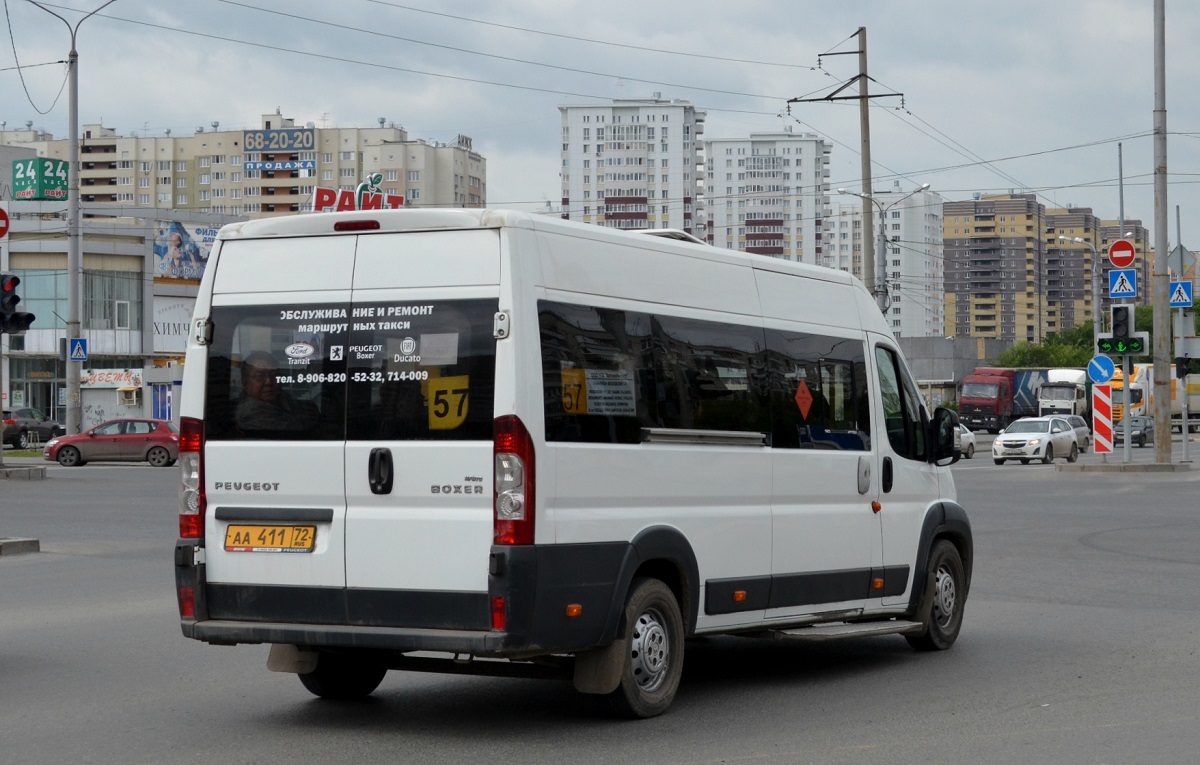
top-left (1041, 387), bottom-right (1074, 401)
top-left (1005, 420), bottom-right (1049, 434)
top-left (961, 382), bottom-right (999, 399)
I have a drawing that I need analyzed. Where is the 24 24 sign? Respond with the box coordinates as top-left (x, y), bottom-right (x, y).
top-left (12, 158), bottom-right (68, 200)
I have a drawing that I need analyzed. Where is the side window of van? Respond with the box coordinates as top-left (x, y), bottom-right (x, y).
top-left (539, 301), bottom-right (868, 451)
top-left (540, 303), bottom-right (656, 444)
top-left (652, 315), bottom-right (767, 434)
top-left (205, 303), bottom-right (349, 441)
top-left (767, 331), bottom-right (870, 451)
top-left (874, 345), bottom-right (927, 461)
top-left (345, 299), bottom-right (497, 441)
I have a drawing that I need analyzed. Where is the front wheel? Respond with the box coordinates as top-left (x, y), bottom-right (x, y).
top-left (906, 540), bottom-right (967, 652)
top-left (964, 443), bottom-right (975, 459)
top-left (993, 458), bottom-right (1004, 465)
top-left (1041, 445), bottom-right (1054, 464)
top-left (57, 446), bottom-right (83, 467)
top-left (608, 578), bottom-right (685, 719)
top-left (298, 651), bottom-right (387, 700)
top-left (147, 446), bottom-right (172, 467)
top-left (16, 431), bottom-right (29, 450)
top-left (1067, 443), bottom-right (1079, 463)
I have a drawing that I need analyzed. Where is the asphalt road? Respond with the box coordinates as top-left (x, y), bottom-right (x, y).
top-left (2, 458), bottom-right (1200, 764)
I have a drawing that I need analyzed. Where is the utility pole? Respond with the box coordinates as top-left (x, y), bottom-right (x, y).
top-left (1152, 0), bottom-right (1171, 463)
top-left (788, 27), bottom-right (901, 312)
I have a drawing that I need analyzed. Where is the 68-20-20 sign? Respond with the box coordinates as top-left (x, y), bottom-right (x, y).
top-left (242, 128), bottom-right (315, 152)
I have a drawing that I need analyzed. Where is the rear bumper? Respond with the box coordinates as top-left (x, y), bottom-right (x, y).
top-left (185, 619), bottom-right (504, 653)
top-left (176, 540), bottom-right (632, 656)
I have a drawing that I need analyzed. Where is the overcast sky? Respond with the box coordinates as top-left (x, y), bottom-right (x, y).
top-left (3, 1), bottom-right (1200, 247)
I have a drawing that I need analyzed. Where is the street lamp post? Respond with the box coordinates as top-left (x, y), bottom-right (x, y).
top-left (25, 0), bottom-right (118, 434)
top-left (838, 184), bottom-right (929, 313)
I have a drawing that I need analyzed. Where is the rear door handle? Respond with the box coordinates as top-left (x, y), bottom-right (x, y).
top-left (368, 448), bottom-right (394, 495)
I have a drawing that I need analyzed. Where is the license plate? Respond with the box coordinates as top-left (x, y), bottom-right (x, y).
top-left (1004, 449), bottom-right (1025, 455)
top-left (224, 524), bottom-right (316, 553)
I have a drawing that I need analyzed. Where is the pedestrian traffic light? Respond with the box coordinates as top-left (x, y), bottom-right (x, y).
top-left (1111, 305), bottom-right (1132, 340)
top-left (0, 273), bottom-right (36, 334)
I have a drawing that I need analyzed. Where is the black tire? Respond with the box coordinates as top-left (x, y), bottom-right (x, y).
top-left (905, 540), bottom-right (967, 652)
top-left (51, 427), bottom-right (65, 438)
top-left (607, 578), bottom-right (685, 719)
top-left (993, 458), bottom-right (1004, 465)
top-left (147, 446), bottom-right (172, 467)
top-left (16, 431), bottom-right (29, 450)
top-left (298, 651), bottom-right (387, 700)
top-left (1067, 443), bottom-right (1078, 463)
top-left (1041, 445), bottom-right (1054, 464)
top-left (1020, 459), bottom-right (1030, 465)
top-left (57, 446), bottom-right (83, 467)
top-left (1137, 436), bottom-right (1147, 448)
top-left (964, 443), bottom-right (975, 459)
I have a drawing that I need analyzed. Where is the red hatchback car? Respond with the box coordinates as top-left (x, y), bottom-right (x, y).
top-left (43, 418), bottom-right (180, 467)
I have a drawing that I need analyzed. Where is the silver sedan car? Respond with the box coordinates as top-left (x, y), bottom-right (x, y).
top-left (992, 416), bottom-right (1080, 465)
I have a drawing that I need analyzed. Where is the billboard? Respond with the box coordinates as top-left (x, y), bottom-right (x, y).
top-left (153, 221), bottom-right (218, 281)
top-left (12, 157), bottom-right (68, 200)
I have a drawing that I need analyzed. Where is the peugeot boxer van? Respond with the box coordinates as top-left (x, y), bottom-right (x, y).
top-left (175, 208), bottom-right (971, 718)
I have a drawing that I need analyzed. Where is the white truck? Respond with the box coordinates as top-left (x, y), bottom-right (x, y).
top-left (1037, 368), bottom-right (1089, 419)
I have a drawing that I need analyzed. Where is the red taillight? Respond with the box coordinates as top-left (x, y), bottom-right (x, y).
top-left (179, 417), bottom-right (205, 540)
top-left (178, 585), bottom-right (196, 618)
top-left (333, 219), bottom-right (380, 232)
top-left (490, 596), bottom-right (506, 631)
top-left (493, 415), bottom-right (535, 545)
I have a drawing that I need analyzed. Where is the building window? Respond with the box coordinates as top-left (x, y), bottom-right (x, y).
top-left (386, 170), bottom-right (398, 181)
top-left (406, 170), bottom-right (420, 182)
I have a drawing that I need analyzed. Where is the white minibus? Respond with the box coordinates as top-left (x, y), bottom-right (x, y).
top-left (175, 209), bottom-right (971, 718)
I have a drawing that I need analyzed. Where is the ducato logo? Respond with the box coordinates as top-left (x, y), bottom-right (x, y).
top-left (285, 342), bottom-right (315, 359)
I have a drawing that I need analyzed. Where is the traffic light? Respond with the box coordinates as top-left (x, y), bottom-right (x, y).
top-left (0, 273), bottom-right (36, 334)
top-left (1178, 357), bottom-right (1200, 377)
top-left (1111, 305), bottom-right (1132, 340)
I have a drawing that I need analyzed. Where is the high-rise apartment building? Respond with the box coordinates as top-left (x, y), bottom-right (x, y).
top-left (829, 183), bottom-right (945, 337)
top-left (0, 111), bottom-right (486, 217)
top-left (704, 129), bottom-right (831, 263)
top-left (943, 194), bottom-right (1052, 343)
top-left (559, 96), bottom-right (704, 235)
top-left (945, 194), bottom-right (1152, 343)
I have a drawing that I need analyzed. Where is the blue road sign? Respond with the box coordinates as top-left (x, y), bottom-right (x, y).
top-left (1170, 280), bottom-right (1193, 307)
top-left (1088, 354), bottom-right (1116, 384)
top-left (68, 337), bottom-right (88, 361)
top-left (1108, 269), bottom-right (1137, 299)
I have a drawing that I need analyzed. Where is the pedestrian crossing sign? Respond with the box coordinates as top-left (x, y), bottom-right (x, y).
top-left (69, 337), bottom-right (88, 361)
top-left (1108, 268), bottom-right (1137, 299)
top-left (1169, 280), bottom-right (1193, 307)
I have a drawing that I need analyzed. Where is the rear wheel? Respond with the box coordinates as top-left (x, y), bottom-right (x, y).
top-left (147, 446), bottom-right (172, 467)
top-left (298, 652), bottom-right (387, 700)
top-left (57, 446), bottom-right (83, 467)
top-left (906, 540), bottom-right (967, 652)
top-left (1020, 458), bottom-right (1030, 465)
top-left (608, 578), bottom-right (685, 719)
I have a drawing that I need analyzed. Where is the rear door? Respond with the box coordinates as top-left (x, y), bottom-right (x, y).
top-left (342, 230), bottom-right (501, 629)
top-left (201, 235), bottom-right (354, 600)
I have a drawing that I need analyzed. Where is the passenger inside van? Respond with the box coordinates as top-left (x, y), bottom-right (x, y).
top-left (236, 351), bottom-right (318, 434)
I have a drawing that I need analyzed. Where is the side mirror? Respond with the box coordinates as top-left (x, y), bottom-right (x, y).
top-left (929, 407), bottom-right (961, 465)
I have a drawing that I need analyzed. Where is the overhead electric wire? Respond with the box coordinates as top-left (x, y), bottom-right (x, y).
top-left (359, 0), bottom-right (820, 69)
top-left (3, 0), bottom-right (70, 114)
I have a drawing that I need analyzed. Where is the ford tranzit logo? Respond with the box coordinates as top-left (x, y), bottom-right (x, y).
top-left (285, 342), bottom-right (315, 359)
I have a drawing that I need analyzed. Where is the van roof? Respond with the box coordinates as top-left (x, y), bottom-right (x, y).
top-left (214, 208), bottom-right (860, 286)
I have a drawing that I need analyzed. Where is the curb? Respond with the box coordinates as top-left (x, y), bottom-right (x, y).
top-left (0, 537), bottom-right (40, 556)
top-left (1057, 463), bottom-right (1193, 473)
top-left (0, 465), bottom-right (49, 480)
